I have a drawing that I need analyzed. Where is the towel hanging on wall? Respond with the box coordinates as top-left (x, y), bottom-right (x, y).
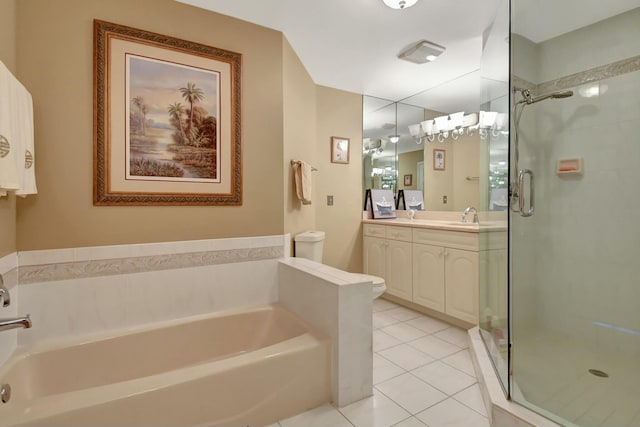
top-left (293, 160), bottom-right (313, 205)
top-left (0, 60), bottom-right (36, 198)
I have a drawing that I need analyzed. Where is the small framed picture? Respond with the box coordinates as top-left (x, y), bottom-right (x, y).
top-left (404, 174), bottom-right (412, 186)
top-left (369, 189), bottom-right (396, 219)
top-left (433, 149), bottom-right (446, 171)
top-left (331, 136), bottom-right (350, 164)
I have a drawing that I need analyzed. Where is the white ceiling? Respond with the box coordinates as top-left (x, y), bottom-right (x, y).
top-left (177, 0), bottom-right (639, 163)
top-left (176, 0), bottom-right (640, 105)
top-left (177, 0), bottom-right (501, 103)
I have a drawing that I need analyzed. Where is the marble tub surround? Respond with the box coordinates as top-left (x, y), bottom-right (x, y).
top-left (18, 259), bottom-right (281, 348)
top-left (0, 253), bottom-right (19, 366)
top-left (18, 235), bottom-right (288, 284)
top-left (278, 257), bottom-right (373, 407)
top-left (0, 252), bottom-right (18, 278)
top-left (14, 235), bottom-right (289, 348)
top-left (7, 234), bottom-right (374, 416)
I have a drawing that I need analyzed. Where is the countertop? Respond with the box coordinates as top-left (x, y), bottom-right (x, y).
top-left (362, 217), bottom-right (507, 233)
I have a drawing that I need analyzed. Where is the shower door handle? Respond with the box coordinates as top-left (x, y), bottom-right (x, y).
top-left (518, 169), bottom-right (535, 217)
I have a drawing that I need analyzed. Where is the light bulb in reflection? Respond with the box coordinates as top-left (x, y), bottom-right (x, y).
top-left (579, 83), bottom-right (608, 98)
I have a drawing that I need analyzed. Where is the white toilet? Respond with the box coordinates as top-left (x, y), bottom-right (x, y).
top-left (294, 231), bottom-right (387, 299)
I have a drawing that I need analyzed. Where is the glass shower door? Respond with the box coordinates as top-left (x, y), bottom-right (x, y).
top-left (510, 2), bottom-right (640, 425)
top-left (478, 0), bottom-right (510, 397)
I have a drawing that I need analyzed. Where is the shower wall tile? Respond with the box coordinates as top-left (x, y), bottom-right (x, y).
top-left (521, 66), bottom-right (640, 358)
top-left (511, 33), bottom-right (540, 85)
top-left (537, 7), bottom-right (640, 83)
top-left (536, 55), bottom-right (640, 96)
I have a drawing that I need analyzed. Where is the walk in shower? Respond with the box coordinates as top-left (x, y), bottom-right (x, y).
top-left (480, 1), bottom-right (640, 426)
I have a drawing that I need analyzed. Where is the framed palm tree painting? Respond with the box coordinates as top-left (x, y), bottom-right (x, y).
top-left (93, 20), bottom-right (242, 205)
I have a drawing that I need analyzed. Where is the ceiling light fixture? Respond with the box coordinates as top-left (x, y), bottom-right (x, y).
top-left (408, 111), bottom-right (510, 144)
top-left (389, 135), bottom-right (400, 143)
top-left (383, 0), bottom-right (419, 10)
top-left (398, 40), bottom-right (446, 64)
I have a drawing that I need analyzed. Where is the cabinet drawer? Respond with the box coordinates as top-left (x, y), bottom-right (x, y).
top-left (413, 228), bottom-right (478, 251)
top-left (386, 226), bottom-right (412, 242)
top-left (363, 223), bottom-right (386, 238)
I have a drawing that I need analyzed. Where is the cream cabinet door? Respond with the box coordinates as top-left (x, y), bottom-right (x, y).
top-left (412, 243), bottom-right (445, 311)
top-left (445, 248), bottom-right (479, 324)
top-left (363, 236), bottom-right (386, 280)
top-left (385, 239), bottom-right (412, 300)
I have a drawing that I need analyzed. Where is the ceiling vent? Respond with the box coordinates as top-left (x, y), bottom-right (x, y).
top-left (398, 40), bottom-right (446, 64)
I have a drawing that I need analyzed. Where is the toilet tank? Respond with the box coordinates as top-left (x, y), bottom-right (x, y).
top-left (294, 231), bottom-right (325, 263)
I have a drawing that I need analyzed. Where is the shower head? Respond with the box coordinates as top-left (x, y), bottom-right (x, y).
top-left (533, 90), bottom-right (574, 103)
top-left (549, 90), bottom-right (574, 99)
top-left (516, 89), bottom-right (574, 105)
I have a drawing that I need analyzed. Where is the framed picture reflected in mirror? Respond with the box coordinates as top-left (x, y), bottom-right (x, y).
top-left (433, 149), bottom-right (445, 171)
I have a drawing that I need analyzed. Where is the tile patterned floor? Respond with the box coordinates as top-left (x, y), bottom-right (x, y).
top-left (268, 299), bottom-right (490, 427)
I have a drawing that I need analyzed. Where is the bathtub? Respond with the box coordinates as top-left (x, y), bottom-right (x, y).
top-left (0, 304), bottom-right (331, 427)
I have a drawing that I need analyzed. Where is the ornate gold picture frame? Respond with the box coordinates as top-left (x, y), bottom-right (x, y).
top-left (94, 20), bottom-right (242, 205)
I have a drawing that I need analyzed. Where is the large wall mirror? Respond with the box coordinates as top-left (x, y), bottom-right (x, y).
top-left (363, 70), bottom-right (490, 212)
top-left (363, 99), bottom-right (425, 198)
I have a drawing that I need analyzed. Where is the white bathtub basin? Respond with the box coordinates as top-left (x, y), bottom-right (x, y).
top-left (0, 304), bottom-right (331, 427)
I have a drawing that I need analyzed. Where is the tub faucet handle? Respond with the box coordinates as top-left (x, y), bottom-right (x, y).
top-left (0, 275), bottom-right (9, 307)
top-left (0, 314), bottom-right (31, 332)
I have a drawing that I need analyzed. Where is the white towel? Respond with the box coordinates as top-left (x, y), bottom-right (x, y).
top-left (0, 61), bottom-right (36, 197)
top-left (294, 161), bottom-right (312, 205)
top-left (0, 62), bottom-right (21, 196)
top-left (14, 83), bottom-right (36, 196)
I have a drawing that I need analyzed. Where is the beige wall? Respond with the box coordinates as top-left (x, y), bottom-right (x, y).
top-left (315, 86), bottom-right (362, 272)
top-left (452, 133), bottom-right (480, 211)
top-left (424, 145), bottom-right (454, 210)
top-left (0, 0), bottom-right (17, 258)
top-left (398, 150), bottom-right (423, 191)
top-left (423, 107), bottom-right (479, 211)
top-left (11, 0), bottom-right (365, 275)
top-left (424, 133), bottom-right (480, 212)
top-left (283, 39), bottom-right (316, 254)
top-left (15, 0), bottom-right (285, 250)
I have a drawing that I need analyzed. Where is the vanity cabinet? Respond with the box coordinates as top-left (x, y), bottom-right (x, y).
top-left (444, 248), bottom-right (479, 324)
top-left (363, 224), bottom-right (412, 300)
top-left (362, 225), bottom-right (386, 280)
top-left (365, 222), bottom-right (485, 325)
top-left (412, 243), bottom-right (445, 311)
top-left (412, 228), bottom-right (479, 324)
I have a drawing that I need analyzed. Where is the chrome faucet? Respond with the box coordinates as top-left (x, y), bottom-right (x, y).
top-left (0, 314), bottom-right (32, 332)
top-left (462, 206), bottom-right (479, 224)
top-left (0, 274), bottom-right (9, 307)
